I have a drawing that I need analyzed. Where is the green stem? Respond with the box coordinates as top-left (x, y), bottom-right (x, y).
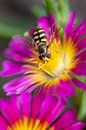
top-left (44, 0), bottom-right (58, 21)
top-left (78, 92), bottom-right (86, 120)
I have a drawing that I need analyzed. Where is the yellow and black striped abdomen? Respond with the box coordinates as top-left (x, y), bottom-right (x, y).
top-left (33, 28), bottom-right (47, 45)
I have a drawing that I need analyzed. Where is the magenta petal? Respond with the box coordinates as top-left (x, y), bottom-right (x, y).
top-left (3, 76), bottom-right (34, 95)
top-left (76, 48), bottom-right (86, 61)
top-left (18, 92), bottom-right (32, 117)
top-left (37, 13), bottom-right (57, 39)
top-left (55, 110), bottom-right (77, 129)
top-left (4, 36), bottom-right (34, 61)
top-left (76, 39), bottom-right (86, 51)
top-left (57, 80), bottom-right (75, 98)
top-left (65, 12), bottom-right (76, 38)
top-left (9, 36), bottom-right (30, 55)
top-left (73, 20), bottom-right (86, 43)
top-left (37, 16), bottom-right (50, 36)
top-left (0, 93), bottom-right (84, 129)
top-left (48, 13), bottom-right (56, 26)
top-left (72, 78), bottom-right (86, 91)
top-left (0, 60), bottom-right (25, 77)
top-left (29, 28), bottom-right (35, 37)
top-left (26, 82), bottom-right (41, 93)
top-left (38, 95), bottom-right (57, 121)
top-left (65, 122), bottom-right (85, 130)
top-left (38, 95), bottom-right (66, 125)
top-left (31, 94), bottom-right (44, 119)
top-left (0, 116), bottom-right (8, 130)
top-left (4, 49), bottom-right (26, 62)
top-left (0, 97), bottom-right (20, 124)
top-left (72, 63), bottom-right (86, 76)
top-left (48, 98), bottom-right (66, 124)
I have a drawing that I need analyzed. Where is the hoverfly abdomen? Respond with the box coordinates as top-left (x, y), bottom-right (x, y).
top-left (32, 27), bottom-right (51, 62)
top-left (33, 28), bottom-right (47, 45)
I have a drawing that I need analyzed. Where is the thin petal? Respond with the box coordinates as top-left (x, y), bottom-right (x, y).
top-left (29, 28), bottom-right (35, 37)
top-left (65, 122), bottom-right (85, 130)
top-left (57, 80), bottom-right (75, 98)
top-left (55, 110), bottom-right (77, 130)
top-left (18, 92), bottom-right (32, 117)
top-left (72, 63), bottom-right (86, 76)
top-left (37, 13), bottom-right (57, 39)
top-left (3, 76), bottom-right (35, 95)
top-left (73, 20), bottom-right (86, 43)
top-left (4, 49), bottom-right (26, 62)
top-left (0, 60), bottom-right (25, 77)
top-left (76, 48), bottom-right (86, 61)
top-left (31, 94), bottom-right (44, 119)
top-left (65, 12), bottom-right (76, 38)
top-left (0, 116), bottom-right (8, 130)
top-left (37, 16), bottom-right (50, 37)
top-left (0, 97), bottom-right (20, 124)
top-left (73, 78), bottom-right (86, 91)
top-left (48, 98), bottom-right (66, 124)
top-left (4, 36), bottom-right (34, 61)
top-left (38, 95), bottom-right (57, 122)
top-left (48, 13), bottom-right (56, 26)
top-left (37, 95), bottom-right (66, 125)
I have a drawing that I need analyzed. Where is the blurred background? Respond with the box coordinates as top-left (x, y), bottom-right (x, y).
top-left (0, 0), bottom-right (86, 95)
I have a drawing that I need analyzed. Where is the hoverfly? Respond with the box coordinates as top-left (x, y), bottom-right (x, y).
top-left (32, 27), bottom-right (51, 62)
top-left (31, 24), bottom-right (59, 62)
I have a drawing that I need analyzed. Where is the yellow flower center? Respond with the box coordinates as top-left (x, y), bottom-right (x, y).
top-left (36, 36), bottom-right (78, 84)
top-left (7, 117), bottom-right (54, 130)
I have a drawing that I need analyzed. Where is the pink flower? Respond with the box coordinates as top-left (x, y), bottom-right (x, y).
top-left (0, 13), bottom-right (86, 97)
top-left (0, 93), bottom-right (84, 130)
